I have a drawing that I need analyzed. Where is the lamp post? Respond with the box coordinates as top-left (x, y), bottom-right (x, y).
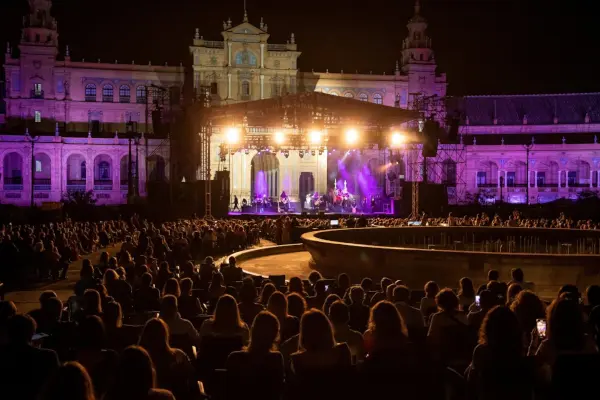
top-left (25, 132), bottom-right (40, 208)
top-left (524, 143), bottom-right (534, 205)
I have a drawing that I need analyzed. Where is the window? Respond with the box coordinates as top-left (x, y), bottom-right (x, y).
top-left (359, 93), bottom-right (368, 102)
top-left (119, 85), bottom-right (131, 103)
top-left (241, 81), bottom-right (250, 99)
top-left (344, 92), bottom-right (354, 99)
top-left (273, 82), bottom-right (282, 96)
top-left (34, 83), bottom-right (43, 96)
top-left (85, 84), bottom-right (97, 101)
top-left (373, 93), bottom-right (383, 104)
top-left (136, 86), bottom-right (147, 104)
top-left (90, 120), bottom-right (100, 134)
top-left (34, 111), bottom-right (41, 123)
top-left (99, 161), bottom-right (110, 180)
top-left (235, 50), bottom-right (257, 66)
top-left (506, 172), bottom-right (516, 187)
top-left (102, 85), bottom-right (114, 102)
top-left (476, 171), bottom-right (487, 186)
top-left (537, 171), bottom-right (545, 186)
top-left (568, 171), bottom-right (577, 186)
top-left (80, 161), bottom-right (87, 179)
top-left (210, 82), bottom-right (218, 95)
top-left (35, 160), bottom-right (42, 172)
top-left (57, 80), bottom-right (64, 94)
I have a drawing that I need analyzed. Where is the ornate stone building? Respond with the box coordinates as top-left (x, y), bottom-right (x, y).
top-left (2, 0), bottom-right (599, 208)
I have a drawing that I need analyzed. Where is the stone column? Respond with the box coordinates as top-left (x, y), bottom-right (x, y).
top-left (590, 171), bottom-right (593, 188)
top-left (566, 171), bottom-right (569, 187)
top-left (227, 42), bottom-right (232, 66)
top-left (227, 73), bottom-right (232, 99)
top-left (534, 170), bottom-right (538, 187)
top-left (504, 170), bottom-right (508, 185)
top-left (260, 43), bottom-right (265, 68)
top-left (260, 75), bottom-right (264, 99)
top-left (86, 154), bottom-right (94, 192)
top-left (497, 170), bottom-right (501, 187)
top-left (558, 170), bottom-right (562, 187)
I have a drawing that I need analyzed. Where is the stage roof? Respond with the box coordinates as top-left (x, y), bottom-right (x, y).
top-left (208, 92), bottom-right (420, 128)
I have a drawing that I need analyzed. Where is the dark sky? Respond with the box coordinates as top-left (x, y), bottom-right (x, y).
top-left (1, 0), bottom-right (598, 96)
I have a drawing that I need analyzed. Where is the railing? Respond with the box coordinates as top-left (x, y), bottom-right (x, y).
top-left (4, 177), bottom-right (23, 185)
top-left (477, 183), bottom-right (497, 188)
top-left (102, 95), bottom-right (114, 103)
top-left (267, 44), bottom-right (289, 51)
top-left (203, 40), bottom-right (224, 49)
top-left (93, 180), bottom-right (113, 191)
top-left (136, 96), bottom-right (146, 104)
top-left (30, 89), bottom-right (44, 99)
top-left (120, 179), bottom-right (130, 190)
top-left (85, 95), bottom-right (97, 102)
top-left (33, 178), bottom-right (51, 191)
top-left (67, 180), bottom-right (87, 191)
top-left (119, 96), bottom-right (131, 103)
top-left (538, 183), bottom-right (559, 188)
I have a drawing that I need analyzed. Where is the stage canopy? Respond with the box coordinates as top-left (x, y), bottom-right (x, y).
top-left (208, 92), bottom-right (420, 129)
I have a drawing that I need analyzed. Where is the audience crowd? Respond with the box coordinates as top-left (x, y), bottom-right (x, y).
top-left (1, 212), bottom-right (600, 400)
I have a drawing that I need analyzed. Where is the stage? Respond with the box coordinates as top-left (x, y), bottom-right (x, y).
top-left (228, 210), bottom-right (394, 217)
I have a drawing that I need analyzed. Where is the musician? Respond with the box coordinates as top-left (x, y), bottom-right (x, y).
top-left (242, 198), bottom-right (248, 207)
top-left (280, 191), bottom-right (289, 211)
top-left (232, 195), bottom-right (240, 211)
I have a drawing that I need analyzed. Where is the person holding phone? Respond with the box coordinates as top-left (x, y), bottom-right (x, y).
top-left (530, 296), bottom-right (598, 368)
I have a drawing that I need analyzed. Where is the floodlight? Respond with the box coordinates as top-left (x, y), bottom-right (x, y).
top-left (273, 131), bottom-right (285, 145)
top-left (225, 127), bottom-right (241, 144)
top-left (309, 130), bottom-right (322, 145)
top-left (345, 129), bottom-right (359, 145)
top-left (390, 131), bottom-right (405, 147)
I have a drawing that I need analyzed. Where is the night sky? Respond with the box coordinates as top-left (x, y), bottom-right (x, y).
top-left (1, 0), bottom-right (598, 96)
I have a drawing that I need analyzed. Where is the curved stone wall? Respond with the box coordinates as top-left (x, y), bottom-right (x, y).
top-left (301, 227), bottom-right (600, 296)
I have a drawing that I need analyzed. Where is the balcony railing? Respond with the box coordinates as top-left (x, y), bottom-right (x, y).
top-left (94, 180), bottom-right (113, 191)
top-left (119, 96), bottom-right (131, 103)
top-left (85, 95), bottom-right (97, 102)
top-left (103, 96), bottom-right (114, 103)
top-left (34, 178), bottom-right (51, 191)
top-left (203, 40), bottom-right (224, 49)
top-left (120, 179), bottom-right (130, 190)
top-left (477, 183), bottom-right (497, 188)
top-left (136, 96), bottom-right (147, 104)
top-left (67, 180), bottom-right (87, 191)
top-left (4, 177), bottom-right (23, 185)
top-left (538, 183), bottom-right (559, 188)
top-left (30, 89), bottom-right (44, 99)
top-left (267, 44), bottom-right (290, 51)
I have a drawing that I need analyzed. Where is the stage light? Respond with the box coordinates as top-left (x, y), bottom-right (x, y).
top-left (273, 131), bottom-right (285, 145)
top-left (345, 129), bottom-right (359, 145)
top-left (226, 127), bottom-right (241, 144)
top-left (244, 148), bottom-right (250, 155)
top-left (318, 147), bottom-right (324, 155)
top-left (390, 131), bottom-right (405, 147)
top-left (299, 150), bottom-right (304, 158)
top-left (309, 130), bottom-right (322, 145)
top-left (311, 150), bottom-right (316, 156)
top-left (283, 150), bottom-right (290, 158)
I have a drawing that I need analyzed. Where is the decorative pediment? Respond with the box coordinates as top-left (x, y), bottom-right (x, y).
top-left (228, 22), bottom-right (264, 35)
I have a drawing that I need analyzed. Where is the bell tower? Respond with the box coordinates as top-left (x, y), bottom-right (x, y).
top-left (401, 0), bottom-right (443, 108)
top-left (21, 0), bottom-right (59, 52)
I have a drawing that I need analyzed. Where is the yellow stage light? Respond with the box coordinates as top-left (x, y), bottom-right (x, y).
top-left (309, 130), bottom-right (322, 145)
top-left (273, 131), bottom-right (285, 145)
top-left (390, 131), bottom-right (405, 147)
top-left (225, 127), bottom-right (241, 144)
top-left (345, 129), bottom-right (359, 145)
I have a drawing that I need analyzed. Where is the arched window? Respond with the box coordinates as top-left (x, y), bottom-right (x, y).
top-left (136, 86), bottom-right (147, 104)
top-left (359, 93), bottom-right (368, 102)
top-left (373, 93), bottom-right (383, 104)
top-left (344, 92), bottom-right (354, 99)
top-left (99, 161), bottom-right (110, 180)
top-left (235, 51), bottom-right (257, 66)
top-left (85, 84), bottom-right (97, 102)
top-left (119, 85), bottom-right (131, 103)
top-left (241, 81), bottom-right (250, 99)
top-left (102, 84), bottom-right (114, 102)
top-left (80, 161), bottom-right (86, 179)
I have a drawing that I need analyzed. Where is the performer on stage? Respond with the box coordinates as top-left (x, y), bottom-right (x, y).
top-left (280, 191), bottom-right (289, 212)
top-left (232, 195), bottom-right (240, 211)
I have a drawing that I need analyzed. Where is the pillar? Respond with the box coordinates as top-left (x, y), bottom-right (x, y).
top-left (534, 170), bottom-right (538, 187)
top-left (504, 170), bottom-right (508, 185)
top-left (558, 170), bottom-right (562, 187)
top-left (260, 75), bottom-right (264, 99)
top-left (590, 171), bottom-right (593, 188)
top-left (86, 155), bottom-right (93, 191)
top-left (227, 42), bottom-right (232, 66)
top-left (227, 73), bottom-right (232, 99)
top-left (497, 170), bottom-right (501, 188)
top-left (566, 170), bottom-right (569, 187)
top-left (260, 43), bottom-right (264, 68)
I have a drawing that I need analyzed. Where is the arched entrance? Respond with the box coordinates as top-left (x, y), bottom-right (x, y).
top-left (66, 153), bottom-right (87, 190)
top-left (251, 152), bottom-right (279, 200)
top-left (3, 152), bottom-right (24, 189)
top-left (34, 153), bottom-right (52, 190)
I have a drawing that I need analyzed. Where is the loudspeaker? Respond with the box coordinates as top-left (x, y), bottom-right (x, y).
top-left (422, 120), bottom-right (439, 158)
top-left (400, 182), bottom-right (448, 218)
